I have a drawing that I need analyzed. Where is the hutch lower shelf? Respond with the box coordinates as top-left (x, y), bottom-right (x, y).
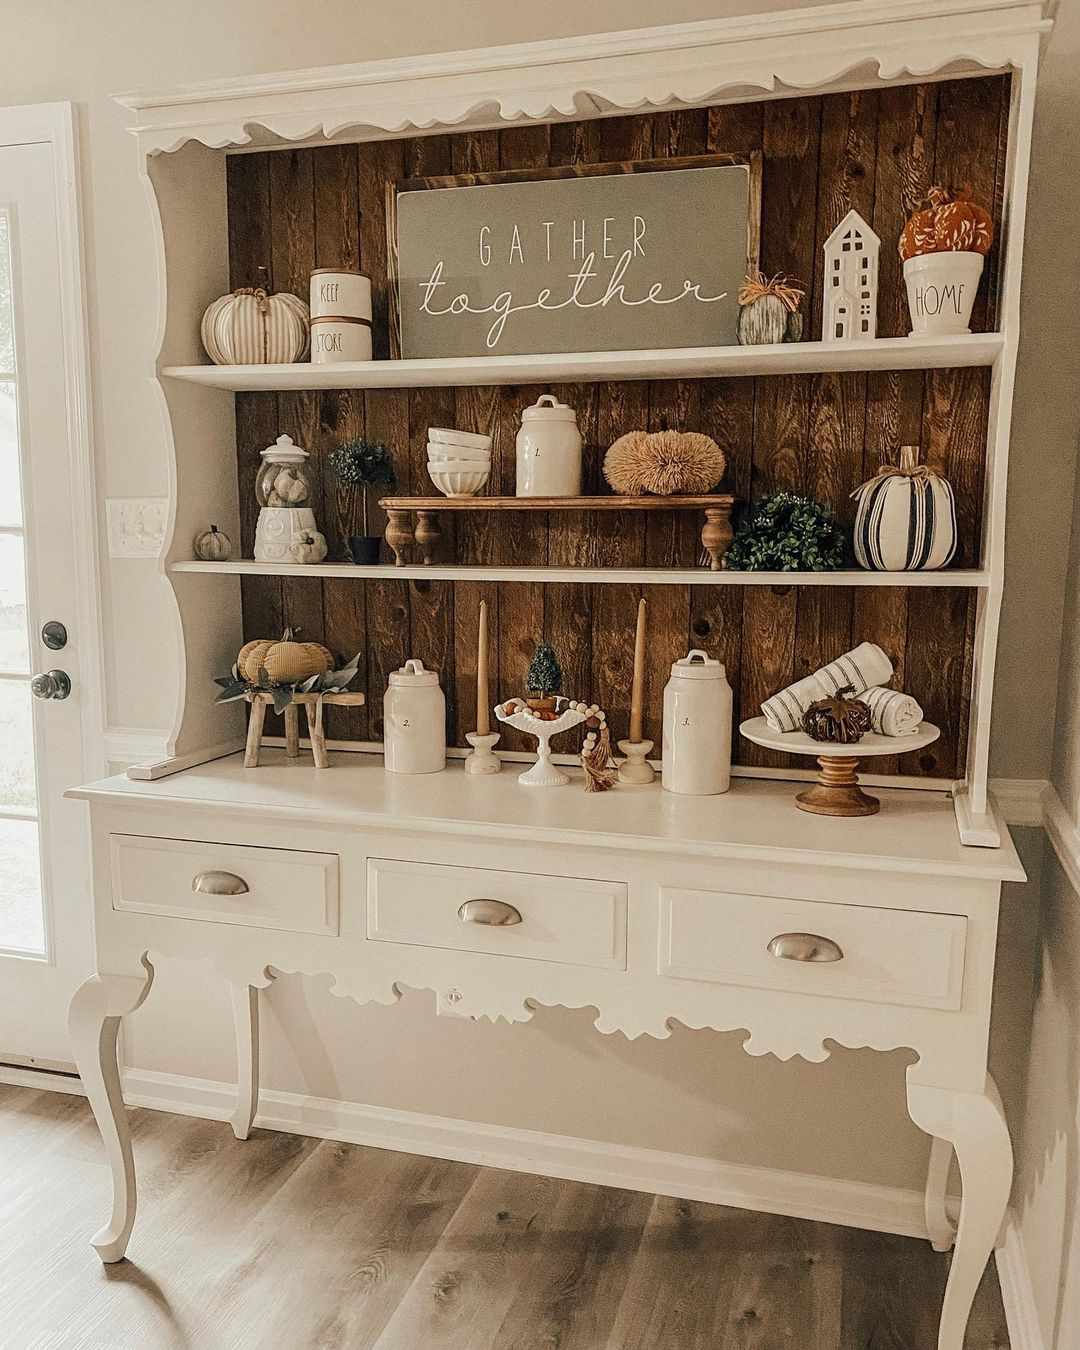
top-left (68, 754), bottom-right (1022, 1350)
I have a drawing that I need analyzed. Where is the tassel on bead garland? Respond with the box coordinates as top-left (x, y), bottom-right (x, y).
top-left (578, 705), bottom-right (617, 792)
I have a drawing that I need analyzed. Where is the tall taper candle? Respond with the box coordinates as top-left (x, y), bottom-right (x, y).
top-left (629, 597), bottom-right (646, 744)
top-left (476, 599), bottom-right (490, 736)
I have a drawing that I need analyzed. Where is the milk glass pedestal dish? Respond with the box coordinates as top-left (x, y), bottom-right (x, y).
top-left (494, 704), bottom-right (587, 786)
top-left (739, 717), bottom-right (941, 817)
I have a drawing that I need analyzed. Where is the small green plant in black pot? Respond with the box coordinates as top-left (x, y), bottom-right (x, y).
top-left (328, 438), bottom-right (396, 564)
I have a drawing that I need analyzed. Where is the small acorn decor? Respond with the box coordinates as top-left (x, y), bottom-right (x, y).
top-left (726, 493), bottom-right (846, 572)
top-left (525, 642), bottom-right (562, 715)
top-left (603, 430), bottom-right (725, 496)
top-left (802, 685), bottom-right (872, 745)
top-left (736, 271), bottom-right (805, 345)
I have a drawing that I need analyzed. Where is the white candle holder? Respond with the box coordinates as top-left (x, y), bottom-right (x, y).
top-left (617, 738), bottom-right (656, 785)
top-left (495, 702), bottom-right (587, 786)
top-left (464, 730), bottom-right (502, 775)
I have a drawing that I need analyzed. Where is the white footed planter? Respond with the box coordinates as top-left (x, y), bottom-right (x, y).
top-left (903, 251), bottom-right (984, 335)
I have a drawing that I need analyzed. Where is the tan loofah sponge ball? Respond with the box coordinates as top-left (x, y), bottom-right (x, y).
top-left (603, 430), bottom-right (726, 496)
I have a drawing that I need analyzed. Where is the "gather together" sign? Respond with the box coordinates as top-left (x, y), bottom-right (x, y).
top-left (391, 156), bottom-right (760, 360)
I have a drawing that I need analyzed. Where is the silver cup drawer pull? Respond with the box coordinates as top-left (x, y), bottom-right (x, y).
top-left (457, 898), bottom-right (523, 927)
top-left (192, 870), bottom-right (250, 897)
top-left (767, 932), bottom-right (844, 963)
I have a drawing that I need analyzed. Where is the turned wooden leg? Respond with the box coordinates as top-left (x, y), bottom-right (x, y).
top-left (68, 956), bottom-right (156, 1262)
top-left (385, 510), bottom-right (414, 567)
top-left (244, 698), bottom-right (267, 768)
top-left (283, 703), bottom-right (300, 758)
top-left (796, 756), bottom-right (879, 817)
top-left (415, 510), bottom-right (441, 565)
top-left (906, 1074), bottom-right (1013, 1350)
top-left (305, 697), bottom-right (329, 768)
top-left (230, 981), bottom-right (268, 1141)
top-left (701, 506), bottom-right (733, 571)
top-left (925, 1136), bottom-right (957, 1252)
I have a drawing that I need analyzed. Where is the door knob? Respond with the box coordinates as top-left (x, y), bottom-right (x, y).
top-left (30, 669), bottom-right (71, 701)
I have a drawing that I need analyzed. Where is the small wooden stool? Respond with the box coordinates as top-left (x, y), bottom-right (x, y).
top-left (244, 690), bottom-right (366, 768)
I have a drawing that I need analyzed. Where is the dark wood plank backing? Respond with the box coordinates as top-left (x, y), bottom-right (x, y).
top-left (226, 76), bottom-right (1009, 775)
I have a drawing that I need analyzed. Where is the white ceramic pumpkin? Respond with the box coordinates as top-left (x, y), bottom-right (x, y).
top-left (851, 446), bottom-right (957, 571)
top-left (288, 530), bottom-right (329, 565)
top-left (200, 287), bottom-right (310, 365)
top-left (193, 524), bottom-right (232, 561)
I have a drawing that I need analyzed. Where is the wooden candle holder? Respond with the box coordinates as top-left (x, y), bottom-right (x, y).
top-left (379, 495), bottom-right (736, 570)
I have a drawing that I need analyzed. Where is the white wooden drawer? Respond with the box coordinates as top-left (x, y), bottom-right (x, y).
top-left (367, 857), bottom-right (626, 969)
top-left (109, 834), bottom-right (339, 936)
top-left (659, 888), bottom-right (966, 1011)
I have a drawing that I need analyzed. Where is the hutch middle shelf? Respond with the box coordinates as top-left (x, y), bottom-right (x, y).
top-left (171, 560), bottom-right (992, 587)
top-left (161, 332), bottom-right (1004, 391)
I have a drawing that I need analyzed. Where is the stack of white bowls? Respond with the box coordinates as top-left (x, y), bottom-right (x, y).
top-left (428, 427), bottom-right (492, 497)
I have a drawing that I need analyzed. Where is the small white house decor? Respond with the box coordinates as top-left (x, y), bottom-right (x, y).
top-left (822, 210), bottom-right (879, 343)
top-left (851, 446), bottom-right (958, 572)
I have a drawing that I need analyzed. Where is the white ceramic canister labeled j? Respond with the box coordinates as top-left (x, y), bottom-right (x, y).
top-left (515, 394), bottom-right (582, 497)
top-left (384, 659), bottom-right (446, 774)
top-left (661, 649), bottom-right (732, 796)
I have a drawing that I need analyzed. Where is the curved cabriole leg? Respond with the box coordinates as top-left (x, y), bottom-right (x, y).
top-left (67, 956), bottom-right (155, 1263)
top-left (906, 1073), bottom-right (1012, 1350)
top-left (925, 1136), bottom-right (957, 1252)
top-left (230, 982), bottom-right (264, 1140)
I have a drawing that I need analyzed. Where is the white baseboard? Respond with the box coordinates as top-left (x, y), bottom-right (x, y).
top-left (996, 1213), bottom-right (1048, 1350)
top-left (991, 777), bottom-right (1051, 828)
top-left (118, 1065), bottom-right (938, 1240)
top-left (103, 726), bottom-right (171, 769)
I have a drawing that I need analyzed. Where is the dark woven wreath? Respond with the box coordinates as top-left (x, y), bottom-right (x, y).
top-left (802, 685), bottom-right (872, 744)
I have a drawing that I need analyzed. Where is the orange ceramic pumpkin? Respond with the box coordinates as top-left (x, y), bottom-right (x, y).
top-left (898, 187), bottom-right (994, 261)
top-left (238, 629), bottom-right (334, 684)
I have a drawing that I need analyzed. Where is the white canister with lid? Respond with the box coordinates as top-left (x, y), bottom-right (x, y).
top-left (309, 269), bottom-right (373, 321)
top-left (516, 394), bottom-right (582, 497)
top-left (311, 316), bottom-right (373, 363)
top-left (662, 649), bottom-right (732, 796)
top-left (384, 659), bottom-right (446, 774)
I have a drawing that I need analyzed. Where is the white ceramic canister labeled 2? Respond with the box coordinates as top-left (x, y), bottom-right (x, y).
top-left (384, 659), bottom-right (446, 774)
top-left (516, 394), bottom-right (582, 497)
top-left (661, 649), bottom-right (732, 796)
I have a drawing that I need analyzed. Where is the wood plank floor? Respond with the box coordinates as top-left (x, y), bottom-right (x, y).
top-left (0, 1084), bottom-right (1010, 1350)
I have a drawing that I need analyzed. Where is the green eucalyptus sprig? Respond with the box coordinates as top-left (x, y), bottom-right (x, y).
top-left (726, 492), bottom-right (847, 572)
top-left (214, 651), bottom-right (363, 716)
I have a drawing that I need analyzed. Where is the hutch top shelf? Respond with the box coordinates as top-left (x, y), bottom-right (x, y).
top-left (161, 334), bottom-right (1004, 391)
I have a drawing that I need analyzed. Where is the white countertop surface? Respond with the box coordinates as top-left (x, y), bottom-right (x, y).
top-left (69, 752), bottom-right (1025, 882)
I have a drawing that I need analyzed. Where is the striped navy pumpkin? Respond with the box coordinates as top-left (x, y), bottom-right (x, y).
top-left (852, 447), bottom-right (957, 572)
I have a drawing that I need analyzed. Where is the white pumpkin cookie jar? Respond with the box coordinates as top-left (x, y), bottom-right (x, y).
top-left (515, 394), bottom-right (582, 497)
top-left (384, 659), bottom-right (446, 774)
top-left (253, 434), bottom-right (328, 564)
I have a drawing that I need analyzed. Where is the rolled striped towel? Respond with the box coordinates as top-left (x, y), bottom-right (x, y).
top-left (860, 686), bottom-right (924, 736)
top-left (762, 642), bottom-right (894, 733)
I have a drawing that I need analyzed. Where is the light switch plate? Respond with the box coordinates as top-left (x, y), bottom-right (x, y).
top-left (106, 497), bottom-right (168, 558)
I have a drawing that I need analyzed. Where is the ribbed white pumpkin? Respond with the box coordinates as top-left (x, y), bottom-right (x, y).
top-left (200, 287), bottom-right (310, 365)
top-left (851, 446), bottom-right (957, 571)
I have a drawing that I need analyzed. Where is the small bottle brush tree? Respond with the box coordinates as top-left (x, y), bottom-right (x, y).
top-left (525, 642), bottom-right (562, 710)
top-left (726, 492), bottom-right (847, 572)
top-left (328, 439), bottom-right (396, 554)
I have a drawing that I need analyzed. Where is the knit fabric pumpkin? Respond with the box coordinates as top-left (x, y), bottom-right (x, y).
top-left (603, 430), bottom-right (726, 496)
top-left (898, 187), bottom-right (994, 261)
top-left (237, 630), bottom-right (333, 684)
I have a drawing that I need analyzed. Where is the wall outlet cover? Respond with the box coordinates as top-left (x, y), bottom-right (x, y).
top-left (106, 497), bottom-right (168, 558)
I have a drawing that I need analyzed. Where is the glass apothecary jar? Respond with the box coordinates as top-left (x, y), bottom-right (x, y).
top-left (256, 434), bottom-right (312, 508)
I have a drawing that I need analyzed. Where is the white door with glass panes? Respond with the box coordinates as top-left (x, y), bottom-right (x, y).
top-left (0, 105), bottom-right (100, 1070)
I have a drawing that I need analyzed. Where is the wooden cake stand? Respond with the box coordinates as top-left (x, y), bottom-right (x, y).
top-left (739, 716), bottom-right (940, 817)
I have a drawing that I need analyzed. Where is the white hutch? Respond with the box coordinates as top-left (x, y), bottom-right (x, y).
top-left (67, 4), bottom-right (1048, 1348)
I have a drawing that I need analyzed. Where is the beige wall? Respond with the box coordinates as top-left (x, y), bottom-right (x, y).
top-left (7, 0), bottom-right (1071, 1193)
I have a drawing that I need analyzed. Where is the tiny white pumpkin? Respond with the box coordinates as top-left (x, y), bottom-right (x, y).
top-left (200, 287), bottom-right (310, 365)
top-left (193, 524), bottom-right (232, 561)
top-left (288, 530), bottom-right (328, 565)
top-left (851, 446), bottom-right (957, 571)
